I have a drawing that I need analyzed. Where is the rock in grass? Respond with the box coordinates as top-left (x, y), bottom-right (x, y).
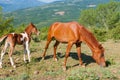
top-left (34, 71), bottom-right (39, 75)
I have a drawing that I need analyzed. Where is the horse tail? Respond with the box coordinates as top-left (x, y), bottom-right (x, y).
top-left (0, 34), bottom-right (8, 45)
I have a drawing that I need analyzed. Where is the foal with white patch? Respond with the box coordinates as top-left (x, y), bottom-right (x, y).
top-left (0, 23), bottom-right (39, 68)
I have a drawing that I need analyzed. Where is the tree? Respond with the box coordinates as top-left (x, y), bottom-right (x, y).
top-left (96, 1), bottom-right (120, 30)
top-left (0, 7), bottom-right (14, 36)
top-left (79, 8), bottom-right (97, 27)
top-left (79, 1), bottom-right (120, 31)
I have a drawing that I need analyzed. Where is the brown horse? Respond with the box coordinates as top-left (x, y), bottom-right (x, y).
top-left (0, 23), bottom-right (39, 68)
top-left (42, 21), bottom-right (106, 70)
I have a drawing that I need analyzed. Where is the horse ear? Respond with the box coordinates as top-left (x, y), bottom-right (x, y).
top-left (98, 44), bottom-right (102, 49)
top-left (30, 22), bottom-right (33, 25)
top-left (99, 44), bottom-right (104, 51)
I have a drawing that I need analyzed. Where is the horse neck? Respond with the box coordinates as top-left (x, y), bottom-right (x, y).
top-left (25, 27), bottom-right (32, 37)
top-left (84, 39), bottom-right (100, 53)
top-left (80, 27), bottom-right (100, 52)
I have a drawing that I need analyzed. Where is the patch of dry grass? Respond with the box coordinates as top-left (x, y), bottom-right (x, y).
top-left (0, 40), bottom-right (120, 80)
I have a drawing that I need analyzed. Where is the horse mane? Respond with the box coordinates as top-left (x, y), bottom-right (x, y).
top-left (79, 25), bottom-right (104, 52)
top-left (24, 22), bottom-right (36, 35)
top-left (29, 22), bottom-right (36, 28)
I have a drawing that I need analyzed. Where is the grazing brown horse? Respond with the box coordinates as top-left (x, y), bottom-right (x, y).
top-left (0, 23), bottom-right (39, 68)
top-left (42, 21), bottom-right (106, 70)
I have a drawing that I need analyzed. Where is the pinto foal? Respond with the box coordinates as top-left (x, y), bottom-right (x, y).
top-left (0, 23), bottom-right (39, 68)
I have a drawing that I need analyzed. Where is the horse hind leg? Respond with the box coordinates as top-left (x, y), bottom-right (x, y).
top-left (53, 40), bottom-right (60, 61)
top-left (0, 42), bottom-right (8, 68)
top-left (9, 45), bottom-right (16, 68)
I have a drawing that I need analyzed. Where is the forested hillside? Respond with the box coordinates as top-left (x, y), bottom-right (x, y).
top-left (0, 0), bottom-right (120, 41)
top-left (4, 0), bottom-right (112, 27)
top-left (0, 0), bottom-right (46, 12)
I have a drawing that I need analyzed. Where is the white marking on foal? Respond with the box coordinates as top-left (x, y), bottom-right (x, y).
top-left (21, 32), bottom-right (31, 62)
top-left (20, 32), bottom-right (27, 42)
top-left (26, 41), bottom-right (31, 62)
top-left (11, 33), bottom-right (15, 35)
top-left (10, 57), bottom-right (16, 68)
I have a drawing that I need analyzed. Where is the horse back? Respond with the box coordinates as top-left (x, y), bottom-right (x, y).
top-left (6, 33), bottom-right (27, 45)
top-left (49, 22), bottom-right (81, 43)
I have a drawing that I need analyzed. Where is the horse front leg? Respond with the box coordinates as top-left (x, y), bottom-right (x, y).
top-left (42, 35), bottom-right (52, 60)
top-left (63, 42), bottom-right (73, 71)
top-left (76, 42), bottom-right (84, 66)
top-left (53, 41), bottom-right (60, 61)
top-left (23, 44), bottom-right (27, 63)
top-left (23, 41), bottom-right (30, 63)
top-left (25, 42), bottom-right (31, 62)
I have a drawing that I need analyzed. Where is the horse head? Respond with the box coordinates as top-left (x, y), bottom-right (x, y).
top-left (30, 23), bottom-right (40, 35)
top-left (92, 44), bottom-right (106, 67)
top-left (25, 23), bottom-right (40, 36)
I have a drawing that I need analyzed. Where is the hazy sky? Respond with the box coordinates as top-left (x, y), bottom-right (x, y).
top-left (37, 0), bottom-right (60, 3)
top-left (0, 0), bottom-right (60, 3)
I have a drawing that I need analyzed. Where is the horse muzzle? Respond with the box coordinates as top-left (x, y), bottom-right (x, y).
top-left (100, 62), bottom-right (106, 67)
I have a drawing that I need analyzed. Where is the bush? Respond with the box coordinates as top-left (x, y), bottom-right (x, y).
top-left (39, 27), bottom-right (49, 40)
top-left (14, 24), bottom-right (26, 33)
top-left (32, 35), bottom-right (40, 42)
top-left (90, 27), bottom-right (108, 42)
top-left (110, 23), bottom-right (120, 40)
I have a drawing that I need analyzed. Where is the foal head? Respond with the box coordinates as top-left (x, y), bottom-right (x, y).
top-left (92, 44), bottom-right (106, 67)
top-left (25, 23), bottom-right (39, 36)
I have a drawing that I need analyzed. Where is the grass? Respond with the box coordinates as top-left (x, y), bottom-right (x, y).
top-left (0, 40), bottom-right (120, 80)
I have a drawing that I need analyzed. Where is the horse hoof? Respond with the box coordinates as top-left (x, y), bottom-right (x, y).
top-left (41, 57), bottom-right (45, 61)
top-left (79, 64), bottom-right (85, 67)
top-left (54, 58), bottom-right (58, 61)
top-left (62, 66), bottom-right (67, 71)
top-left (0, 66), bottom-right (2, 68)
top-left (24, 61), bottom-right (27, 63)
top-left (28, 60), bottom-right (31, 63)
top-left (13, 65), bottom-right (16, 68)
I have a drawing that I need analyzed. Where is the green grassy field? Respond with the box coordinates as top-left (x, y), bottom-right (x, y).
top-left (0, 40), bottom-right (120, 80)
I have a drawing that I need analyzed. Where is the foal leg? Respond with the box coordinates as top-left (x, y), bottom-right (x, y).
top-left (0, 42), bottom-right (8, 68)
top-left (25, 41), bottom-right (30, 62)
top-left (63, 42), bottom-right (73, 71)
top-left (53, 41), bottom-right (60, 61)
top-left (9, 45), bottom-right (16, 68)
top-left (76, 42), bottom-right (83, 66)
top-left (23, 44), bottom-right (27, 63)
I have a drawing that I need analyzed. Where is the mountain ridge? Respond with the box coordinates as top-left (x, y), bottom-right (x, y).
top-left (0, 0), bottom-right (46, 12)
top-left (5, 0), bottom-right (119, 27)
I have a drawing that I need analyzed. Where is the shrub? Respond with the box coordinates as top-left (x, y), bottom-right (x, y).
top-left (110, 24), bottom-right (120, 40)
top-left (32, 35), bottom-right (40, 42)
top-left (90, 27), bottom-right (108, 42)
top-left (39, 27), bottom-right (49, 40)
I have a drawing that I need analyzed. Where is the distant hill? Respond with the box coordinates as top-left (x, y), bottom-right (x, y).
top-left (0, 0), bottom-right (46, 12)
top-left (5, 0), bottom-right (119, 27)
